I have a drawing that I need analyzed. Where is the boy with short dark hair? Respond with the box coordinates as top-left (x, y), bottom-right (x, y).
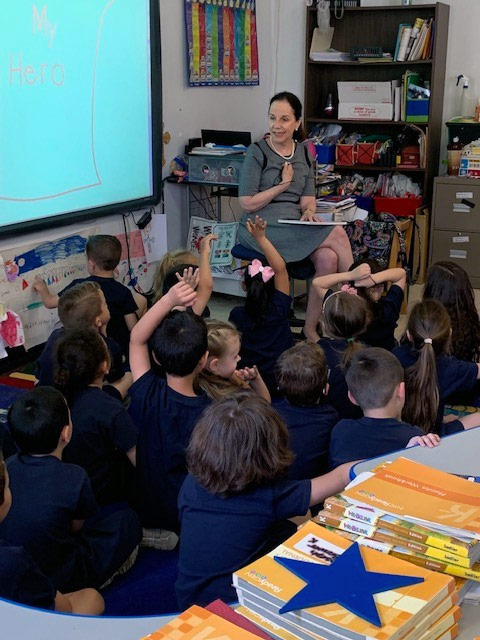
top-left (129, 280), bottom-right (211, 538)
top-left (274, 341), bottom-right (338, 480)
top-left (33, 234), bottom-right (146, 357)
top-left (0, 387), bottom-right (141, 592)
top-left (329, 348), bottom-right (442, 469)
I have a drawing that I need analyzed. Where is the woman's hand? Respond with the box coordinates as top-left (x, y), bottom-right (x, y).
top-left (300, 209), bottom-right (321, 222)
top-left (246, 215), bottom-right (267, 239)
top-left (281, 161), bottom-right (294, 188)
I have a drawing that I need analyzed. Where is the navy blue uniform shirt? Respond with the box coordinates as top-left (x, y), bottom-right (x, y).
top-left (273, 397), bottom-right (338, 480)
top-left (61, 275), bottom-right (138, 357)
top-left (63, 386), bottom-right (138, 503)
top-left (36, 327), bottom-right (125, 386)
top-left (0, 540), bottom-right (56, 610)
top-left (0, 454), bottom-right (98, 585)
top-left (329, 416), bottom-right (424, 469)
top-left (176, 474), bottom-right (310, 608)
top-left (129, 370), bottom-right (211, 531)
top-left (393, 344), bottom-right (478, 432)
top-left (358, 284), bottom-right (404, 351)
top-left (229, 289), bottom-right (294, 394)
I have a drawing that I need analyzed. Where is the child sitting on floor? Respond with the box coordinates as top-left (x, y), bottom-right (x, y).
top-left (54, 329), bottom-right (137, 505)
top-left (33, 234), bottom-right (146, 358)
top-left (229, 216), bottom-right (293, 395)
top-left (0, 449), bottom-right (104, 614)
top-left (152, 247), bottom-right (199, 304)
top-left (36, 281), bottom-right (131, 398)
top-left (313, 264), bottom-right (371, 418)
top-left (393, 298), bottom-right (480, 434)
top-left (0, 387), bottom-right (141, 593)
top-left (349, 259), bottom-right (407, 351)
top-left (329, 347), bottom-right (444, 469)
top-left (198, 319), bottom-right (270, 401)
top-left (129, 280), bottom-right (211, 542)
top-left (176, 394), bottom-right (353, 608)
top-left (274, 341), bottom-right (338, 481)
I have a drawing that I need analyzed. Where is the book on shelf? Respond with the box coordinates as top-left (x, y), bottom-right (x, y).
top-left (233, 520), bottom-right (457, 640)
top-left (394, 23), bottom-right (412, 61)
top-left (405, 18), bottom-right (424, 60)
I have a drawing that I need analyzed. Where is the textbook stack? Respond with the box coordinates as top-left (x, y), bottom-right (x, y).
top-left (234, 520), bottom-right (461, 640)
top-left (315, 196), bottom-right (356, 220)
top-left (394, 18), bottom-right (435, 62)
top-left (314, 457), bottom-right (480, 601)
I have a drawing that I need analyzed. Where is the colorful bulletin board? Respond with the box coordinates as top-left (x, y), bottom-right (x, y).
top-left (184, 0), bottom-right (259, 87)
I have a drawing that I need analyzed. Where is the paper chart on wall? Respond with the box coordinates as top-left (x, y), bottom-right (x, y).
top-left (0, 227), bottom-right (98, 350)
top-left (115, 230), bottom-right (151, 294)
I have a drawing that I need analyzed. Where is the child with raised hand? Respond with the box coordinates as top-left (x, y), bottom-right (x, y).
top-left (0, 387), bottom-right (141, 593)
top-left (198, 319), bottom-right (270, 401)
top-left (329, 348), bottom-right (442, 469)
top-left (393, 299), bottom-right (480, 434)
top-left (36, 281), bottom-right (131, 399)
top-left (54, 329), bottom-right (137, 505)
top-left (348, 258), bottom-right (406, 351)
top-left (176, 394), bottom-right (354, 608)
top-left (312, 264), bottom-right (371, 419)
top-left (128, 280), bottom-right (211, 540)
top-left (153, 248), bottom-right (199, 303)
top-left (33, 234), bottom-right (146, 358)
top-left (229, 216), bottom-right (293, 394)
top-left (0, 449), bottom-right (104, 614)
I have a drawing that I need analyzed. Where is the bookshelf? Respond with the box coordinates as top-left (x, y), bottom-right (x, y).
top-left (304, 2), bottom-right (449, 203)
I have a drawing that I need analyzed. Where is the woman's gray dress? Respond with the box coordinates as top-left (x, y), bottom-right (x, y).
top-left (237, 139), bottom-right (335, 263)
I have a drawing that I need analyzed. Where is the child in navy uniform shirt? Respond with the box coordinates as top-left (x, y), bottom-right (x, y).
top-left (229, 216), bottom-right (293, 395)
top-left (36, 281), bottom-right (130, 398)
top-left (0, 449), bottom-right (104, 614)
top-left (129, 281), bottom-right (211, 539)
top-left (0, 387), bottom-right (141, 592)
top-left (55, 329), bottom-right (137, 504)
top-left (176, 395), bottom-right (353, 608)
top-left (313, 264), bottom-right (371, 419)
top-left (274, 341), bottom-right (338, 480)
top-left (393, 299), bottom-right (480, 434)
top-left (329, 348), bottom-right (442, 469)
top-left (33, 234), bottom-right (145, 358)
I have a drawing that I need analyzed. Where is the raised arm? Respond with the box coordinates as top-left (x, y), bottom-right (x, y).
top-left (32, 275), bottom-right (59, 309)
top-left (356, 267), bottom-right (407, 291)
top-left (129, 282), bottom-right (197, 382)
top-left (192, 233), bottom-right (216, 316)
top-left (313, 264), bottom-right (371, 300)
top-left (246, 216), bottom-right (290, 295)
top-left (310, 462), bottom-right (355, 507)
top-left (240, 161), bottom-right (294, 213)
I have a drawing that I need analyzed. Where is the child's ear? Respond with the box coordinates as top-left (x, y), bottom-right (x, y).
top-left (94, 315), bottom-right (103, 328)
top-left (406, 330), bottom-right (412, 342)
top-left (87, 258), bottom-right (96, 272)
top-left (100, 360), bottom-right (109, 376)
top-left (60, 423), bottom-right (72, 445)
top-left (347, 390), bottom-right (359, 406)
top-left (397, 381), bottom-right (406, 403)
top-left (207, 356), bottom-right (220, 374)
top-left (323, 382), bottom-right (330, 397)
top-left (197, 350), bottom-right (209, 372)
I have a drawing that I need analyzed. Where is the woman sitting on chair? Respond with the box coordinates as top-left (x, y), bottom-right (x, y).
top-left (237, 91), bottom-right (353, 341)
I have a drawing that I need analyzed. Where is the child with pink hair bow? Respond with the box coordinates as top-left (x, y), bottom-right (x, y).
top-left (228, 216), bottom-right (294, 396)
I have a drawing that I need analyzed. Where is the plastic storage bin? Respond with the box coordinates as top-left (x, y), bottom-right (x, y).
top-left (373, 196), bottom-right (422, 217)
top-left (315, 144), bottom-right (336, 164)
top-left (188, 154), bottom-right (245, 185)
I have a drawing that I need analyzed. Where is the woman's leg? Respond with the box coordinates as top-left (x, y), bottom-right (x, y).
top-left (303, 227), bottom-right (354, 341)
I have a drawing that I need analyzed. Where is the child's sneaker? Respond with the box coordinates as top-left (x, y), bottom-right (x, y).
top-left (101, 545), bottom-right (139, 588)
top-left (141, 528), bottom-right (179, 551)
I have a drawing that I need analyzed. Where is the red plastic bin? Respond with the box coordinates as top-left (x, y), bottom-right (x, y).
top-left (373, 196), bottom-right (422, 218)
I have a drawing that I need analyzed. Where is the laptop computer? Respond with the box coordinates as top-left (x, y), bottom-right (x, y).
top-left (201, 129), bottom-right (252, 148)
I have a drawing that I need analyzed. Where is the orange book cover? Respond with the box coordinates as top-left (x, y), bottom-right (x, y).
top-left (233, 520), bottom-right (455, 640)
top-left (343, 458), bottom-right (480, 539)
top-left (417, 606), bottom-right (461, 640)
top-left (140, 605), bottom-right (268, 640)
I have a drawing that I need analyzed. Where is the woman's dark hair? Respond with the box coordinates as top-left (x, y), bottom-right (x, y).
top-left (322, 291), bottom-right (367, 365)
top-left (244, 263), bottom-right (276, 324)
top-left (423, 261), bottom-right (480, 363)
top-left (0, 450), bottom-right (5, 507)
top-left (162, 263), bottom-right (198, 296)
top-left (187, 394), bottom-right (294, 496)
top-left (402, 299), bottom-right (451, 433)
top-left (55, 329), bottom-right (110, 404)
top-left (348, 258), bottom-right (384, 323)
top-left (269, 91), bottom-right (307, 141)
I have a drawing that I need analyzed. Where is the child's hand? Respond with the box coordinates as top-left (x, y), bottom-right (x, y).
top-left (235, 366), bottom-right (259, 382)
top-left (349, 263), bottom-right (371, 285)
top-left (246, 216), bottom-right (267, 240)
top-left (200, 233), bottom-right (218, 254)
top-left (407, 433), bottom-right (441, 448)
top-left (32, 275), bottom-right (48, 294)
top-left (175, 266), bottom-right (200, 290)
top-left (166, 281), bottom-right (197, 309)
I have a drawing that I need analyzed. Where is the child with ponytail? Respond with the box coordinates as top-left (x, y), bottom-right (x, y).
top-left (393, 299), bottom-right (480, 434)
top-left (229, 216), bottom-right (293, 394)
top-left (313, 264), bottom-right (371, 419)
top-left (198, 319), bottom-right (270, 401)
top-left (55, 328), bottom-right (137, 504)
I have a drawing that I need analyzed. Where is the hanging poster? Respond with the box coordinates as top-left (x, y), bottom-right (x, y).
top-left (184, 0), bottom-right (259, 87)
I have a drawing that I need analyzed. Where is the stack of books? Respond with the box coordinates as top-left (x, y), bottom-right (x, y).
top-left (315, 196), bottom-right (356, 219)
top-left (394, 18), bottom-right (435, 62)
top-left (234, 520), bottom-right (461, 640)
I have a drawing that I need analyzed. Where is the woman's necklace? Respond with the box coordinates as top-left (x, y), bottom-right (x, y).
top-left (269, 137), bottom-right (296, 160)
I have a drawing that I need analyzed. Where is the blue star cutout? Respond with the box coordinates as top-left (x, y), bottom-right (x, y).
top-left (274, 542), bottom-right (424, 627)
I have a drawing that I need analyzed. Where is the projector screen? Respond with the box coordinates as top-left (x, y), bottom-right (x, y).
top-left (0, 0), bottom-right (161, 237)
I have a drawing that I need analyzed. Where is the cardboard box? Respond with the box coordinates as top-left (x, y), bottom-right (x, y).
top-left (338, 81), bottom-right (393, 120)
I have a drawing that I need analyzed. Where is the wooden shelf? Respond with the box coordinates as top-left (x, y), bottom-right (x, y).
top-left (308, 4), bottom-right (437, 11)
top-left (308, 59), bottom-right (433, 66)
top-left (334, 164), bottom-right (425, 172)
top-left (307, 117), bottom-right (429, 126)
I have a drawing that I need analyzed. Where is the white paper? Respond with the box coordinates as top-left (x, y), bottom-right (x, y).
top-left (140, 213), bottom-right (168, 264)
top-left (452, 236), bottom-right (469, 243)
top-left (456, 192), bottom-right (473, 199)
top-left (278, 219), bottom-right (347, 226)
